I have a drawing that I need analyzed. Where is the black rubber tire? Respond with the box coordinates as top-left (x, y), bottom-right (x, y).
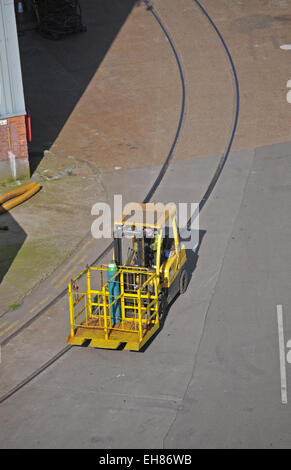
top-left (158, 293), bottom-right (167, 320)
top-left (179, 268), bottom-right (188, 294)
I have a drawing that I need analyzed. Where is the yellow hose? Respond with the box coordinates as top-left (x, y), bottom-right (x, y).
top-left (0, 182), bottom-right (39, 204)
top-left (0, 182), bottom-right (41, 214)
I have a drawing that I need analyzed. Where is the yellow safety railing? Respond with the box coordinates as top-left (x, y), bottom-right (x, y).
top-left (68, 265), bottom-right (159, 343)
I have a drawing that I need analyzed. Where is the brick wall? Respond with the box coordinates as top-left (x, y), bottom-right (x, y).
top-left (0, 115), bottom-right (29, 180)
top-left (0, 115), bottom-right (28, 159)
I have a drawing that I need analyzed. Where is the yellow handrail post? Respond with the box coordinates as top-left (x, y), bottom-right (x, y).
top-left (154, 275), bottom-right (159, 324)
top-left (133, 297), bottom-right (137, 330)
top-left (120, 270), bottom-right (125, 325)
top-left (86, 266), bottom-right (92, 324)
top-left (100, 269), bottom-right (104, 289)
top-left (68, 281), bottom-right (75, 338)
top-left (138, 288), bottom-right (143, 342)
top-left (156, 231), bottom-right (162, 276)
top-left (146, 285), bottom-right (151, 324)
top-left (67, 266), bottom-right (161, 350)
top-left (102, 285), bottom-right (109, 341)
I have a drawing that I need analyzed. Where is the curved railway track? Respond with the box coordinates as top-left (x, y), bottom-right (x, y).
top-left (0, 0), bottom-right (239, 406)
top-left (0, 0), bottom-right (185, 350)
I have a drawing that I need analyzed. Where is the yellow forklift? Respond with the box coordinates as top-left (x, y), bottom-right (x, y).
top-left (67, 203), bottom-right (188, 350)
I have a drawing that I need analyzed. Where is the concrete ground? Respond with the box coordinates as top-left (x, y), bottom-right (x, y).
top-left (0, 1), bottom-right (180, 315)
top-left (3, 0), bottom-right (291, 314)
top-left (164, 141), bottom-right (291, 449)
top-left (0, 148), bottom-right (252, 448)
top-left (1, 0), bottom-right (291, 449)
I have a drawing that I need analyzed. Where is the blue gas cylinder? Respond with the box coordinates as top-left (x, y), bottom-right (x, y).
top-left (107, 261), bottom-right (121, 323)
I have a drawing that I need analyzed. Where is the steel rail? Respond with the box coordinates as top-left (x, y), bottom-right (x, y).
top-left (163, 0), bottom-right (240, 447)
top-left (0, 0), bottom-right (186, 404)
top-left (187, 0), bottom-right (240, 229)
top-left (0, 345), bottom-right (72, 405)
top-left (0, 0), bottom-right (186, 350)
top-left (0, 0), bottom-right (239, 406)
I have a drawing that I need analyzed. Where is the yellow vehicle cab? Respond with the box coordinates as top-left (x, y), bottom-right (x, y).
top-left (67, 203), bottom-right (188, 351)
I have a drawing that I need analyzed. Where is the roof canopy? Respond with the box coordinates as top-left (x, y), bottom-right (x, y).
top-left (114, 202), bottom-right (176, 229)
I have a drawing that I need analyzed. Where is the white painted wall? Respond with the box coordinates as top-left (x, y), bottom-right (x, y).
top-left (0, 0), bottom-right (26, 118)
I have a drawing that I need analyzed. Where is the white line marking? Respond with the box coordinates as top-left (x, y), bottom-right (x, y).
top-left (277, 305), bottom-right (288, 404)
top-left (286, 339), bottom-right (291, 365)
top-left (280, 44), bottom-right (291, 50)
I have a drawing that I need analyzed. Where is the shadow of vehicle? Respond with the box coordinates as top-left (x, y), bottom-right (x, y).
top-left (139, 229), bottom-right (206, 352)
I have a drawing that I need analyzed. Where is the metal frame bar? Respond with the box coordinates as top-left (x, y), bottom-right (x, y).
top-left (68, 266), bottom-right (159, 341)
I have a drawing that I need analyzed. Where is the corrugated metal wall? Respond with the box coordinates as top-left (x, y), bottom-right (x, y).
top-left (0, 0), bottom-right (26, 118)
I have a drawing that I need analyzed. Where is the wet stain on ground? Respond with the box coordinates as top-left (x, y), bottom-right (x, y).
top-left (231, 14), bottom-right (283, 33)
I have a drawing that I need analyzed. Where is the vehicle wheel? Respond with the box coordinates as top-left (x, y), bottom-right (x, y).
top-left (158, 293), bottom-right (167, 321)
top-left (179, 268), bottom-right (188, 294)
